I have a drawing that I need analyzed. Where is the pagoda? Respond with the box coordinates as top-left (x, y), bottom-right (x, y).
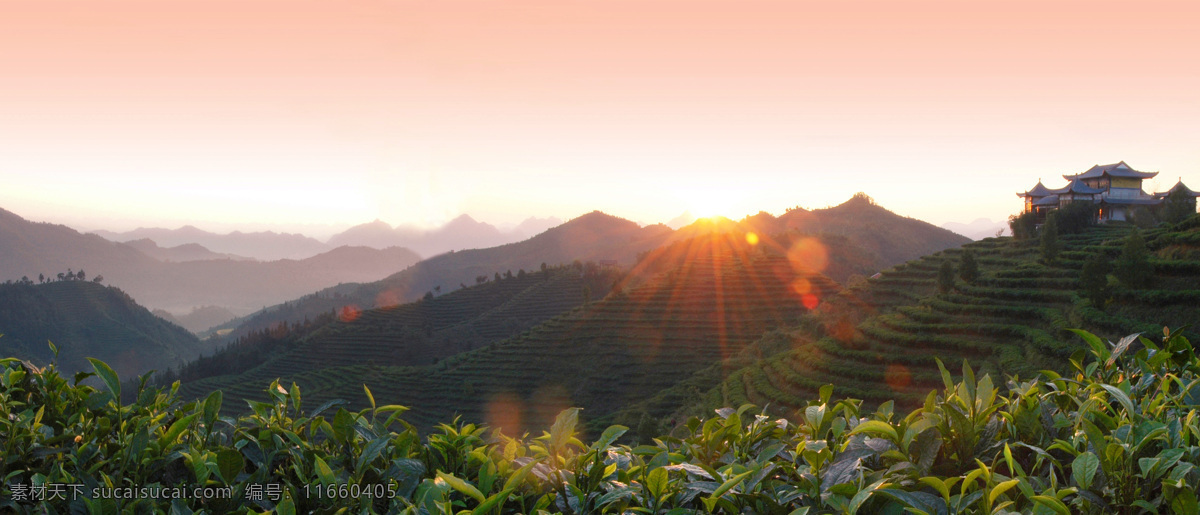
top-left (1018, 161), bottom-right (1194, 222)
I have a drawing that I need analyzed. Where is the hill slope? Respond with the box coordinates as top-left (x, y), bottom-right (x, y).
top-left (0, 280), bottom-right (200, 378)
top-left (176, 265), bottom-right (620, 401)
top-left (687, 220), bottom-right (1200, 420)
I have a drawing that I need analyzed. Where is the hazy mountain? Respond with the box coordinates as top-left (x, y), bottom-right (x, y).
top-left (216, 211), bottom-right (674, 341)
top-left (131, 246), bottom-right (422, 313)
top-left (664, 195), bottom-right (970, 281)
top-left (509, 216), bottom-right (563, 239)
top-left (327, 214), bottom-right (554, 258)
top-left (0, 207), bottom-right (422, 313)
top-left (153, 305), bottom-right (239, 334)
top-left (93, 225), bottom-right (329, 261)
top-left (776, 194), bottom-right (971, 266)
top-left (0, 207), bottom-right (162, 285)
top-left (666, 211), bottom-right (696, 229)
top-left (123, 238), bottom-right (253, 262)
top-left (416, 214), bottom-right (509, 256)
top-left (324, 220), bottom-right (409, 250)
top-left (942, 218), bottom-right (1008, 240)
top-left (0, 280), bottom-right (201, 378)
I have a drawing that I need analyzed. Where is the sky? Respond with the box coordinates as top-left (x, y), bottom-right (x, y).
top-left (1, 0), bottom-right (1198, 238)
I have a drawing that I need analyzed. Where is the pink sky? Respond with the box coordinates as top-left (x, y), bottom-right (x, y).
top-left (2, 1), bottom-right (1198, 235)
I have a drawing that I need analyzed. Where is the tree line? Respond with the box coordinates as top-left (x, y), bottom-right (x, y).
top-left (7, 269), bottom-right (103, 286)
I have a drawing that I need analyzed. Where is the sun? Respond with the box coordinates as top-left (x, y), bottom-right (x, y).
top-left (683, 188), bottom-right (735, 220)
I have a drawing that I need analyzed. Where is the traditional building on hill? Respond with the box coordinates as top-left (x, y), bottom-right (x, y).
top-left (1017, 161), bottom-right (1196, 222)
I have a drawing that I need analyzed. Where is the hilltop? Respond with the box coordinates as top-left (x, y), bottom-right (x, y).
top-left (0, 280), bottom-right (200, 378)
top-left (669, 194), bottom-right (971, 282)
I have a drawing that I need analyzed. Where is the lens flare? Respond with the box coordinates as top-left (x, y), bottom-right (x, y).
top-left (801, 294), bottom-right (820, 309)
top-left (884, 364), bottom-right (912, 391)
top-left (791, 278), bottom-right (812, 295)
top-left (788, 237), bottom-right (828, 273)
top-left (825, 317), bottom-right (857, 342)
top-left (338, 305), bottom-right (361, 323)
top-left (745, 232), bottom-right (759, 246)
top-left (375, 288), bottom-right (403, 308)
top-left (484, 392), bottom-right (523, 436)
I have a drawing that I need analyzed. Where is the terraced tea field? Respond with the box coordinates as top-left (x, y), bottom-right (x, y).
top-left (178, 267), bottom-right (604, 402)
top-left (709, 222), bottom-right (1200, 415)
top-left (183, 233), bottom-right (841, 435)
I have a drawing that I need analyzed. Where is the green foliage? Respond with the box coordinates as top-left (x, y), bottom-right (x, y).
top-left (958, 248), bottom-right (979, 284)
top-left (1040, 214), bottom-right (1061, 264)
top-left (6, 326), bottom-right (1200, 513)
top-left (1008, 211), bottom-right (1038, 241)
top-left (1161, 188), bottom-right (1196, 225)
top-left (1079, 253), bottom-right (1112, 307)
top-left (1054, 201), bottom-right (1098, 234)
top-left (1115, 228), bottom-right (1154, 289)
top-left (937, 260), bottom-right (956, 293)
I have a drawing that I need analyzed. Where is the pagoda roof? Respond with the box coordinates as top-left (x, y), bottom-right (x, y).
top-left (1016, 180), bottom-right (1055, 198)
top-left (1064, 161), bottom-right (1158, 180)
top-left (1155, 179), bottom-right (1200, 198)
top-left (1049, 180), bottom-right (1105, 195)
top-left (1032, 195), bottom-right (1060, 207)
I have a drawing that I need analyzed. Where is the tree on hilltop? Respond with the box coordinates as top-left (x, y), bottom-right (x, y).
top-left (958, 249), bottom-right (979, 283)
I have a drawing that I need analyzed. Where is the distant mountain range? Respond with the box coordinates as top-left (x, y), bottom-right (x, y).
top-left (91, 225), bottom-right (328, 261)
top-left (153, 305), bottom-right (238, 334)
top-left (212, 196), bottom-right (968, 345)
top-left (0, 207), bottom-right (421, 313)
top-left (94, 215), bottom-right (563, 262)
top-left (0, 194), bottom-right (970, 384)
top-left (941, 218), bottom-right (1008, 240)
top-left (212, 210), bottom-right (675, 341)
top-left (123, 238), bottom-right (254, 262)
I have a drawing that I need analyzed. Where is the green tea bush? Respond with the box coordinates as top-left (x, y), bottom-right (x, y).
top-left (4, 326), bottom-right (1200, 513)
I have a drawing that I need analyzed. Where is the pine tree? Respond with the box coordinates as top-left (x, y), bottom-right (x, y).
top-left (937, 260), bottom-right (956, 293)
top-left (1115, 228), bottom-right (1154, 289)
top-left (1079, 253), bottom-right (1111, 307)
top-left (1040, 214), bottom-right (1060, 264)
top-left (958, 249), bottom-right (979, 283)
